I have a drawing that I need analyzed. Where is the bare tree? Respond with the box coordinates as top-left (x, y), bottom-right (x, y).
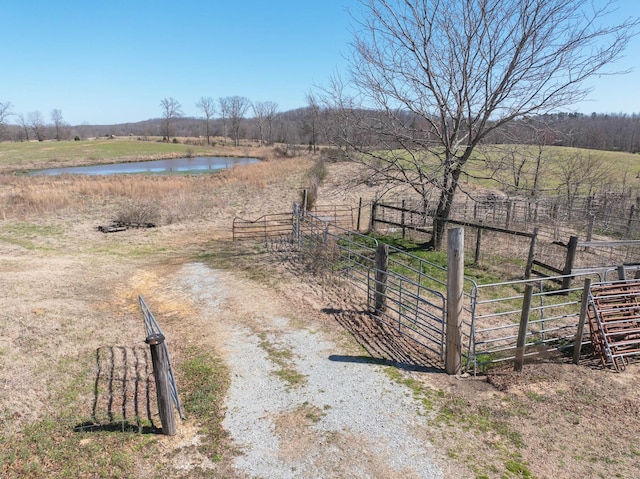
top-left (483, 119), bottom-right (557, 197)
top-left (227, 96), bottom-right (251, 147)
top-left (252, 101), bottom-right (271, 146)
top-left (27, 111), bottom-right (45, 141)
top-left (306, 93), bottom-right (322, 154)
top-left (320, 0), bottom-right (639, 248)
top-left (50, 109), bottom-right (65, 141)
top-left (263, 101), bottom-right (278, 145)
top-left (159, 97), bottom-right (183, 141)
top-left (17, 113), bottom-right (29, 141)
top-left (218, 97), bottom-right (230, 144)
top-left (195, 96), bottom-right (216, 145)
top-left (0, 101), bottom-right (13, 141)
top-left (555, 150), bottom-right (614, 215)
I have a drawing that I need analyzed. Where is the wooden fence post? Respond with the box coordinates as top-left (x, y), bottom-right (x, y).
top-left (627, 204), bottom-right (636, 237)
top-left (370, 200), bottom-right (377, 232)
top-left (561, 236), bottom-right (579, 291)
top-left (446, 228), bottom-right (464, 375)
top-left (356, 197), bottom-right (363, 232)
top-left (374, 244), bottom-right (389, 313)
top-left (573, 278), bottom-right (592, 364)
top-left (474, 224), bottom-right (483, 265)
top-left (145, 333), bottom-right (176, 436)
top-left (524, 227), bottom-right (539, 279)
top-left (514, 284), bottom-right (534, 372)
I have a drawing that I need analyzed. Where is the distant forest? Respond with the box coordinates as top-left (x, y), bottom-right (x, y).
top-left (2, 108), bottom-right (640, 154)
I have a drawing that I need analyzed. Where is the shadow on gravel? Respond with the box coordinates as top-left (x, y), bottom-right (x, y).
top-left (328, 354), bottom-right (439, 373)
top-left (323, 307), bottom-right (444, 373)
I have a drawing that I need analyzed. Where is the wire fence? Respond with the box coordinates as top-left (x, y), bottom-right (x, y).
top-left (297, 210), bottom-right (448, 360)
top-left (237, 200), bottom-right (640, 374)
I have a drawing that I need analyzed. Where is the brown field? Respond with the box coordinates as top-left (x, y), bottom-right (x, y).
top-left (0, 144), bottom-right (639, 478)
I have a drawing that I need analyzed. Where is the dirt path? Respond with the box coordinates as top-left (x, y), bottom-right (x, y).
top-left (163, 262), bottom-right (457, 478)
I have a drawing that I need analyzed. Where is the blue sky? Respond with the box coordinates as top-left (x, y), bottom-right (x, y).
top-left (1, 0), bottom-right (638, 125)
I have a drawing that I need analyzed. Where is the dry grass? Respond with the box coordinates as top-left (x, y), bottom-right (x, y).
top-left (3, 145), bottom-right (638, 479)
top-left (0, 155), bottom-right (313, 223)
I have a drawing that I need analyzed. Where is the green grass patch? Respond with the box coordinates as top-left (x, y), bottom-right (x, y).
top-left (0, 222), bottom-right (65, 250)
top-left (385, 366), bottom-right (534, 479)
top-left (0, 355), bottom-right (160, 479)
top-left (178, 347), bottom-right (232, 462)
top-left (258, 333), bottom-right (307, 388)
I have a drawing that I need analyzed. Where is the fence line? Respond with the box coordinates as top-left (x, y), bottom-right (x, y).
top-left (464, 272), bottom-right (605, 374)
top-left (237, 202), bottom-right (640, 374)
top-left (298, 210), bottom-right (448, 359)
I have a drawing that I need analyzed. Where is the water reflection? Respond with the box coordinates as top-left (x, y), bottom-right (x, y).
top-left (28, 156), bottom-right (259, 176)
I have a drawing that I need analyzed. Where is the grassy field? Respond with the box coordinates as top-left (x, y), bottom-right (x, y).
top-left (376, 144), bottom-right (640, 198)
top-left (1, 140), bottom-right (639, 478)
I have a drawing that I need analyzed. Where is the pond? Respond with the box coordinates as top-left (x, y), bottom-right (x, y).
top-left (28, 156), bottom-right (259, 176)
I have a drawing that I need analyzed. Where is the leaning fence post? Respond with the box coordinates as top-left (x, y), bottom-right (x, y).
top-left (145, 333), bottom-right (176, 436)
top-left (573, 278), bottom-right (592, 364)
top-left (524, 227), bottom-right (539, 279)
top-left (514, 284), bottom-right (534, 372)
top-left (446, 227), bottom-right (464, 375)
top-left (374, 244), bottom-right (389, 313)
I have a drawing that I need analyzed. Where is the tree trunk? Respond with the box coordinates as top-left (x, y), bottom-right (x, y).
top-left (430, 168), bottom-right (461, 250)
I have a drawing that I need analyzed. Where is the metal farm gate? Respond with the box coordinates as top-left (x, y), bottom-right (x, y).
top-left (296, 208), bottom-right (447, 360)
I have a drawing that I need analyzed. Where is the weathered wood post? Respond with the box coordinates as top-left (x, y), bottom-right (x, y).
top-left (446, 228), bottom-right (464, 375)
top-left (374, 244), bottom-right (389, 313)
top-left (617, 265), bottom-right (626, 281)
top-left (514, 284), bottom-right (534, 372)
top-left (474, 224), bottom-right (483, 265)
top-left (370, 200), bottom-right (377, 232)
top-left (627, 204), bottom-right (636, 237)
top-left (356, 197), bottom-right (363, 232)
top-left (145, 333), bottom-right (176, 436)
top-left (524, 227), bottom-right (539, 279)
top-left (561, 236), bottom-right (579, 291)
top-left (573, 278), bottom-right (592, 364)
top-left (302, 189), bottom-right (308, 214)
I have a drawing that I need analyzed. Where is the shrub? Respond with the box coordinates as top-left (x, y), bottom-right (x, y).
top-left (115, 201), bottom-right (160, 226)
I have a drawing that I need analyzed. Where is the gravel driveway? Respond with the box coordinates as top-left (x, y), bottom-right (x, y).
top-left (177, 262), bottom-right (446, 478)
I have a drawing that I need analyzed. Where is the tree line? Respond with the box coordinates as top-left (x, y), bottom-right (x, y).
top-left (2, 96), bottom-right (639, 156)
